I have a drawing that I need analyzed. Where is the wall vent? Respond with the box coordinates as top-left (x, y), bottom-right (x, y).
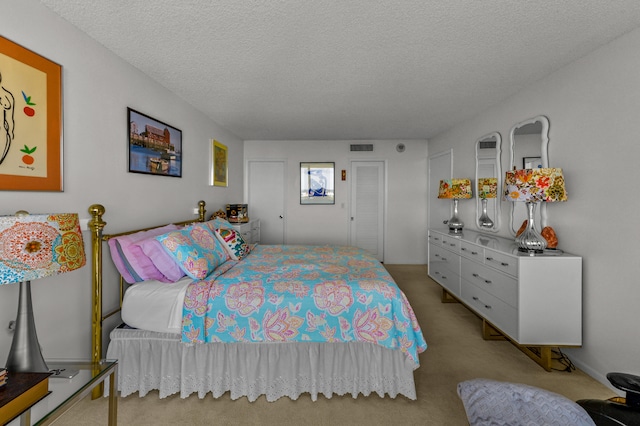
top-left (478, 141), bottom-right (497, 149)
top-left (350, 144), bottom-right (374, 152)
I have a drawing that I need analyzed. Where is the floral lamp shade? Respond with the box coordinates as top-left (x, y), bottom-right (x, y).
top-left (0, 212), bottom-right (85, 373)
top-left (0, 213), bottom-right (86, 284)
top-left (477, 178), bottom-right (498, 199)
top-left (438, 178), bottom-right (473, 199)
top-left (504, 168), bottom-right (567, 203)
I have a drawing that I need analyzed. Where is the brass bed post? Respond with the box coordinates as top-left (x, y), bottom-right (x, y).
top-left (88, 204), bottom-right (106, 398)
top-left (197, 200), bottom-right (206, 222)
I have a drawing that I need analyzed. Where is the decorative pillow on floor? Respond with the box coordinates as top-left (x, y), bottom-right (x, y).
top-left (156, 223), bottom-right (229, 280)
top-left (214, 228), bottom-right (251, 260)
top-left (457, 379), bottom-right (595, 426)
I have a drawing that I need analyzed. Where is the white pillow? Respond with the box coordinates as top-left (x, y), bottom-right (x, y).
top-left (213, 228), bottom-right (251, 260)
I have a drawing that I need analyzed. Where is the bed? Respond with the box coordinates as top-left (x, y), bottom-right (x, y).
top-left (89, 201), bottom-right (427, 402)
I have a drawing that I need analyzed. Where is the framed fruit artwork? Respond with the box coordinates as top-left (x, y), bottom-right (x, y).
top-left (0, 36), bottom-right (62, 191)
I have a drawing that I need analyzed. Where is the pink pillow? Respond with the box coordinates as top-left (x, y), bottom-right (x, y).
top-left (108, 224), bottom-right (180, 282)
top-left (136, 237), bottom-right (185, 282)
top-left (107, 239), bottom-right (136, 283)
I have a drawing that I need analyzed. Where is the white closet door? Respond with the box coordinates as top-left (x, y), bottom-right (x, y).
top-left (350, 161), bottom-right (384, 262)
top-left (247, 160), bottom-right (285, 244)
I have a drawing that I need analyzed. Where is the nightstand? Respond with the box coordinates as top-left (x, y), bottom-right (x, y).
top-left (229, 219), bottom-right (260, 244)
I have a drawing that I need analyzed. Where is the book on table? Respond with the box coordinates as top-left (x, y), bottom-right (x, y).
top-left (0, 371), bottom-right (51, 424)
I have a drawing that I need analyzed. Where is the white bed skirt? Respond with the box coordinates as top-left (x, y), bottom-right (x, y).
top-left (106, 328), bottom-right (419, 402)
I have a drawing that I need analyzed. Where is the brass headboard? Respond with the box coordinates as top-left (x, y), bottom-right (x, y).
top-left (87, 200), bottom-right (207, 397)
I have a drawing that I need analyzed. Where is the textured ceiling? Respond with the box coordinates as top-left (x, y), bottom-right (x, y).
top-left (39, 1), bottom-right (640, 140)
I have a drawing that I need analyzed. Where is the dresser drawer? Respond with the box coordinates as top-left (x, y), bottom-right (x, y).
top-left (429, 260), bottom-right (460, 297)
top-left (429, 243), bottom-right (460, 275)
top-left (461, 278), bottom-right (517, 340)
top-left (461, 258), bottom-right (517, 307)
top-left (428, 231), bottom-right (446, 246)
top-left (439, 234), bottom-right (460, 252)
top-left (483, 248), bottom-right (518, 277)
top-left (459, 240), bottom-right (483, 262)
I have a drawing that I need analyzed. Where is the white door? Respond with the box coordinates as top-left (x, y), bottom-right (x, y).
top-left (247, 160), bottom-right (285, 244)
top-left (350, 161), bottom-right (384, 262)
top-left (428, 150), bottom-right (452, 229)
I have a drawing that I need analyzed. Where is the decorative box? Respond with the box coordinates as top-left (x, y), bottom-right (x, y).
top-left (226, 204), bottom-right (248, 223)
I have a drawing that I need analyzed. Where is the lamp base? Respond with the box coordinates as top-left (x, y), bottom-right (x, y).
top-left (478, 198), bottom-right (494, 229)
top-left (515, 202), bottom-right (547, 256)
top-left (448, 225), bottom-right (464, 234)
top-left (5, 280), bottom-right (49, 373)
top-left (447, 199), bottom-right (464, 234)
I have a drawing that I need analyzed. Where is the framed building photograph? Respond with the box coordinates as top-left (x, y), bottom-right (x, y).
top-left (300, 162), bottom-right (335, 205)
top-left (0, 36), bottom-right (63, 191)
top-left (211, 139), bottom-right (228, 187)
top-left (128, 108), bottom-right (182, 177)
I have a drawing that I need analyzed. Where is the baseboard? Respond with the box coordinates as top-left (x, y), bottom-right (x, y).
top-left (562, 349), bottom-right (622, 396)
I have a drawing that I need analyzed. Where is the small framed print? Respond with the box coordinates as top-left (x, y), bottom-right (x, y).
top-left (300, 162), bottom-right (335, 205)
top-left (0, 36), bottom-right (62, 191)
top-left (211, 140), bottom-right (228, 187)
top-left (128, 108), bottom-right (182, 177)
top-left (523, 156), bottom-right (542, 169)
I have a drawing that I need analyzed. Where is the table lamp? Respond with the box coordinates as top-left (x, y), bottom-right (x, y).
top-left (504, 168), bottom-right (567, 254)
top-left (438, 178), bottom-right (473, 234)
top-left (477, 177), bottom-right (498, 229)
top-left (0, 212), bottom-right (86, 373)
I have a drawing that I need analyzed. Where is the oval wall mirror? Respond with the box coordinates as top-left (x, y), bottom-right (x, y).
top-left (475, 132), bottom-right (501, 232)
top-left (508, 115), bottom-right (550, 236)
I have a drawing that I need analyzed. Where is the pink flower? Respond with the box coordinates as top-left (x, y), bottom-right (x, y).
top-left (313, 280), bottom-right (354, 316)
top-left (262, 308), bottom-right (303, 341)
top-left (225, 281), bottom-right (265, 316)
top-left (352, 308), bottom-right (393, 343)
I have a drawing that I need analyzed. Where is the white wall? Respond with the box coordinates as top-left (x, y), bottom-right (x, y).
top-left (0, 0), bottom-right (243, 362)
top-left (244, 140), bottom-right (428, 264)
top-left (429, 27), bottom-right (640, 386)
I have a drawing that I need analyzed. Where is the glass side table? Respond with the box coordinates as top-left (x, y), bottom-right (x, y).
top-left (8, 359), bottom-right (117, 426)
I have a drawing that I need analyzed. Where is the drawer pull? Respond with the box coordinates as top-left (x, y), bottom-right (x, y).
top-left (486, 257), bottom-right (509, 267)
top-left (471, 251), bottom-right (479, 255)
top-left (461, 247), bottom-right (467, 251)
top-left (435, 254), bottom-right (440, 258)
top-left (472, 273), bottom-right (492, 284)
top-left (472, 296), bottom-right (492, 310)
top-left (441, 257), bottom-right (447, 261)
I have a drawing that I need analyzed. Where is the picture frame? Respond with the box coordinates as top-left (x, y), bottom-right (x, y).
top-left (0, 36), bottom-right (63, 191)
top-left (211, 139), bottom-right (228, 187)
top-left (300, 162), bottom-right (335, 205)
top-left (523, 156), bottom-right (542, 169)
top-left (128, 108), bottom-right (182, 177)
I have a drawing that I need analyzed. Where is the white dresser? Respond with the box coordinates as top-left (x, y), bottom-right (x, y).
top-left (230, 219), bottom-right (260, 244)
top-left (428, 228), bottom-right (582, 370)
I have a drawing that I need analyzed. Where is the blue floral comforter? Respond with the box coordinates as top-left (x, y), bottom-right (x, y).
top-left (181, 245), bottom-right (427, 365)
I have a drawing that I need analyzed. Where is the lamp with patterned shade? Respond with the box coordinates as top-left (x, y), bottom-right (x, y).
top-left (438, 178), bottom-right (473, 234)
top-left (0, 212), bottom-right (86, 373)
top-left (504, 168), bottom-right (567, 254)
top-left (477, 177), bottom-right (498, 229)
